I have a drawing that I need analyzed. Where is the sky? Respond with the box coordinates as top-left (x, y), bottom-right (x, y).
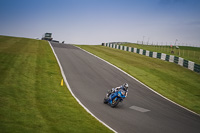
top-left (0, 0), bottom-right (200, 46)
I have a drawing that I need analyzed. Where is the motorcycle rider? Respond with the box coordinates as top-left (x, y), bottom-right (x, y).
top-left (109, 83), bottom-right (129, 97)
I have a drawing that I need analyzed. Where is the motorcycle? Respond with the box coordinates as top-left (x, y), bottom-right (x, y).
top-left (103, 89), bottom-right (126, 108)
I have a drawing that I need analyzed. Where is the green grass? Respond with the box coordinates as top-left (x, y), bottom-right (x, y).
top-left (77, 45), bottom-right (200, 114)
top-left (0, 36), bottom-right (112, 133)
top-left (121, 43), bottom-right (200, 64)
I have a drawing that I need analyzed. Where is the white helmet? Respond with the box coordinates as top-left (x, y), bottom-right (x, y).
top-left (123, 83), bottom-right (128, 91)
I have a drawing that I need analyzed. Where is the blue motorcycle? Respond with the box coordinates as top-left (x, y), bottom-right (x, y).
top-left (103, 89), bottom-right (126, 108)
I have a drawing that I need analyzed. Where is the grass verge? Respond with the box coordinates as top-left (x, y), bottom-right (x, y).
top-left (77, 45), bottom-right (200, 114)
top-left (0, 36), bottom-right (112, 133)
top-left (122, 43), bottom-right (200, 64)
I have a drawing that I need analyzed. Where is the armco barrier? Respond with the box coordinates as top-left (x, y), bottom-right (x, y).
top-left (194, 64), bottom-right (200, 73)
top-left (102, 43), bottom-right (200, 73)
top-left (161, 53), bottom-right (166, 60)
top-left (143, 50), bottom-right (146, 55)
top-left (153, 52), bottom-right (157, 58)
top-left (178, 57), bottom-right (184, 66)
top-left (188, 61), bottom-right (194, 71)
top-left (183, 60), bottom-right (188, 68)
top-left (169, 55), bottom-right (174, 63)
top-left (174, 56), bottom-right (179, 64)
top-left (134, 48), bottom-right (137, 53)
top-left (149, 51), bottom-right (153, 57)
top-left (146, 50), bottom-right (150, 56)
top-left (157, 53), bottom-right (161, 59)
top-left (165, 55), bottom-right (170, 61)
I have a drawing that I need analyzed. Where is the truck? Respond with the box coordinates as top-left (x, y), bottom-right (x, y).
top-left (41, 33), bottom-right (53, 41)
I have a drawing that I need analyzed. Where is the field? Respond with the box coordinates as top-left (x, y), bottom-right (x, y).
top-left (121, 43), bottom-right (200, 64)
top-left (0, 36), bottom-right (112, 133)
top-left (77, 45), bottom-right (200, 114)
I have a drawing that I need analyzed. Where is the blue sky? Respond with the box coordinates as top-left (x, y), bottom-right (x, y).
top-left (0, 0), bottom-right (200, 46)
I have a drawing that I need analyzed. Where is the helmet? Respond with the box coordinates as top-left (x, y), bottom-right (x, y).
top-left (123, 83), bottom-right (128, 91)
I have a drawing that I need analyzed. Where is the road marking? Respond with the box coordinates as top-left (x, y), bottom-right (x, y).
top-left (129, 106), bottom-right (150, 113)
top-left (76, 46), bottom-right (200, 117)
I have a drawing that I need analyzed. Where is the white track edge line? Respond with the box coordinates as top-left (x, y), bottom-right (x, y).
top-left (75, 45), bottom-right (200, 117)
top-left (48, 42), bottom-right (117, 133)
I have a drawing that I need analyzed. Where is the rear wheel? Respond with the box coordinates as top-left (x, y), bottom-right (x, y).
top-left (103, 92), bottom-right (111, 104)
top-left (103, 98), bottom-right (108, 104)
top-left (110, 97), bottom-right (120, 108)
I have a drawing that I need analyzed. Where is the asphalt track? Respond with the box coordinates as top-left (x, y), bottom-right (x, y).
top-left (51, 42), bottom-right (200, 133)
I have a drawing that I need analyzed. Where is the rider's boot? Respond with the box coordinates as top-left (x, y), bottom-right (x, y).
top-left (107, 90), bottom-right (111, 97)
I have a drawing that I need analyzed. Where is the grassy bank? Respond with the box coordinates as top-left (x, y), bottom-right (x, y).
top-left (0, 36), bottom-right (112, 133)
top-left (121, 43), bottom-right (200, 64)
top-left (77, 45), bottom-right (200, 114)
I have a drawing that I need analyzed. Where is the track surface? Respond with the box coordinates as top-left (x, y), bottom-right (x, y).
top-left (51, 42), bottom-right (200, 133)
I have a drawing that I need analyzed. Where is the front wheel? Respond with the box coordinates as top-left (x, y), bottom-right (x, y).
top-left (110, 97), bottom-right (120, 108)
